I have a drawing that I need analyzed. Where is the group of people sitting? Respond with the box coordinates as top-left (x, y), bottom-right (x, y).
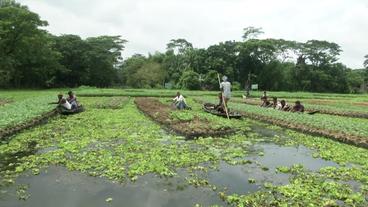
top-left (260, 91), bottom-right (305, 113)
top-left (50, 91), bottom-right (79, 110)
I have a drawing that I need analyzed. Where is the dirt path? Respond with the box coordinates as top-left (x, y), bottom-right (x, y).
top-left (135, 98), bottom-right (234, 139)
top-left (0, 99), bottom-right (12, 106)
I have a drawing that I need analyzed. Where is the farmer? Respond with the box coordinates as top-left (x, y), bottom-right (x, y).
top-left (279, 100), bottom-right (291, 111)
top-left (220, 76), bottom-right (231, 107)
top-left (59, 98), bottom-right (72, 110)
top-left (50, 93), bottom-right (72, 110)
top-left (173, 92), bottom-right (187, 110)
top-left (272, 97), bottom-right (280, 109)
top-left (260, 96), bottom-right (271, 107)
top-left (67, 91), bottom-right (78, 109)
top-left (291, 101), bottom-right (305, 113)
top-left (215, 93), bottom-right (226, 113)
top-left (262, 91), bottom-right (268, 99)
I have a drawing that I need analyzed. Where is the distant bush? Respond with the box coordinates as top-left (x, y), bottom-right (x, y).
top-left (232, 81), bottom-right (241, 91)
top-left (178, 70), bottom-right (201, 90)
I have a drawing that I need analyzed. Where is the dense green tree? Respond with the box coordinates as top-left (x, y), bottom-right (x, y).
top-left (119, 54), bottom-right (146, 87)
top-left (178, 70), bottom-right (201, 90)
top-left (202, 70), bottom-right (220, 90)
top-left (84, 36), bottom-right (126, 87)
top-left (242, 26), bottom-right (264, 41)
top-left (0, 1), bottom-right (361, 93)
top-left (52, 35), bottom-right (89, 87)
top-left (302, 40), bottom-right (342, 67)
top-left (130, 61), bottom-right (167, 88)
top-left (0, 0), bottom-right (61, 87)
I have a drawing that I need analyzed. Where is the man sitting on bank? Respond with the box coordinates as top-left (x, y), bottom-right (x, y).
top-left (279, 100), bottom-right (291, 111)
top-left (291, 101), bottom-right (305, 113)
top-left (173, 92), bottom-right (188, 110)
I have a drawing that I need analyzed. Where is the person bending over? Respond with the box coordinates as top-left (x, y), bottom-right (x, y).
top-left (260, 96), bottom-right (271, 107)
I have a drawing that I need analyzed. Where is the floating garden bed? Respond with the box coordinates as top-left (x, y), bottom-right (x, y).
top-left (135, 97), bottom-right (235, 138)
top-left (238, 98), bottom-right (368, 119)
top-left (0, 110), bottom-right (58, 141)
top-left (196, 97), bottom-right (368, 149)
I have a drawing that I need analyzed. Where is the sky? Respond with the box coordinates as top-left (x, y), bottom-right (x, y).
top-left (18, 0), bottom-right (368, 69)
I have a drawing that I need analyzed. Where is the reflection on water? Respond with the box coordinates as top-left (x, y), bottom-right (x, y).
top-left (0, 166), bottom-right (221, 207)
top-left (207, 143), bottom-right (338, 195)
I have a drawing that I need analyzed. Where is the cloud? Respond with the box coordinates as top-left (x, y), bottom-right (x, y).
top-left (18, 0), bottom-right (368, 68)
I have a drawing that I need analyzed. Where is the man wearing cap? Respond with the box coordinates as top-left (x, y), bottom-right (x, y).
top-left (220, 76), bottom-right (231, 107)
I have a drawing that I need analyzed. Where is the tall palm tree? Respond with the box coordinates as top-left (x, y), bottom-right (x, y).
top-left (364, 54), bottom-right (368, 68)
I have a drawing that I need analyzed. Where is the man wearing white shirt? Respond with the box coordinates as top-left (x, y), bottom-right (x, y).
top-left (220, 76), bottom-right (231, 106)
top-left (60, 98), bottom-right (72, 110)
top-left (173, 92), bottom-right (187, 110)
top-left (50, 94), bottom-right (71, 110)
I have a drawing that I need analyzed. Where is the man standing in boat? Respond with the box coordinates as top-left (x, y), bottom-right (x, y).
top-left (220, 76), bottom-right (231, 107)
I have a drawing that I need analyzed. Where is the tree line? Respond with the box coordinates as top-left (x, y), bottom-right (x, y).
top-left (1, 0), bottom-right (367, 93)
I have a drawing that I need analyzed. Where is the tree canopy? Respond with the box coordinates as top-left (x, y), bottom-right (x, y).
top-left (0, 1), bottom-right (367, 93)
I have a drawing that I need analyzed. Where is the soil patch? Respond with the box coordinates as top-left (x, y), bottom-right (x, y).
top-left (306, 99), bottom-right (338, 105)
top-left (135, 98), bottom-right (234, 139)
top-left (0, 99), bottom-right (12, 106)
top-left (0, 109), bottom-right (58, 141)
top-left (353, 102), bottom-right (368, 107)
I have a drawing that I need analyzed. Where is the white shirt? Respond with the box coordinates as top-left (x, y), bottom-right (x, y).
top-left (62, 100), bottom-right (72, 110)
top-left (275, 102), bottom-right (282, 110)
top-left (173, 95), bottom-right (186, 103)
top-left (220, 81), bottom-right (231, 98)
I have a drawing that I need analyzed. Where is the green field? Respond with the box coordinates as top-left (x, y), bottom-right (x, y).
top-left (0, 89), bottom-right (367, 206)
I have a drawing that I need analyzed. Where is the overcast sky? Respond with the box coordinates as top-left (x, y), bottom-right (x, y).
top-left (18, 0), bottom-right (368, 68)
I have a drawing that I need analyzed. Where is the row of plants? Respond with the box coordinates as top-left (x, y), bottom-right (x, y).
top-left (235, 98), bottom-right (368, 118)
top-left (197, 97), bottom-right (368, 147)
top-left (91, 97), bottom-right (130, 109)
top-left (0, 96), bottom-right (55, 131)
top-left (135, 97), bottom-right (240, 138)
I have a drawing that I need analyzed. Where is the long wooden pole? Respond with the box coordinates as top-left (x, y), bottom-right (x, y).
top-left (218, 74), bottom-right (230, 119)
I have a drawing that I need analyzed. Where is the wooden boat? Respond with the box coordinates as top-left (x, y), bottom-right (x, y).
top-left (57, 105), bottom-right (85, 115)
top-left (203, 103), bottom-right (242, 119)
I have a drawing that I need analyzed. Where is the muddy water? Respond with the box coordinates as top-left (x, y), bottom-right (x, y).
top-left (0, 123), bottom-right (341, 207)
top-left (0, 166), bottom-right (221, 207)
top-left (204, 143), bottom-right (338, 195)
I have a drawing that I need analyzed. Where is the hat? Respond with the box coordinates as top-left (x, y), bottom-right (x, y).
top-left (222, 76), bottom-right (228, 81)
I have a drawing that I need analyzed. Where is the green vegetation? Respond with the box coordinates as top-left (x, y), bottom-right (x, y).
top-left (199, 96), bottom-right (368, 138)
top-left (0, 95), bottom-right (54, 129)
